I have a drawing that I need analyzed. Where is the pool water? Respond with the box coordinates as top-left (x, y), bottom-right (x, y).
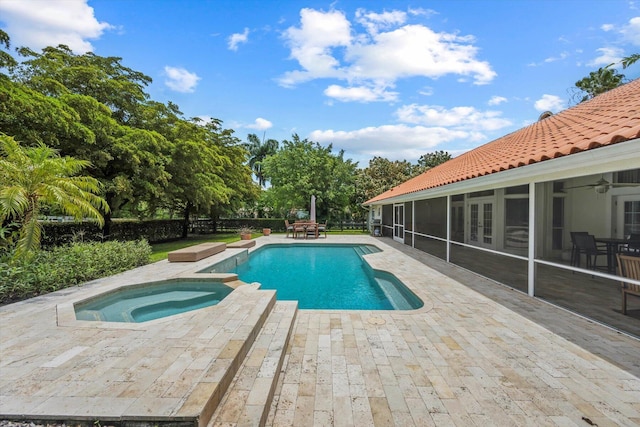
top-left (203, 244), bottom-right (423, 310)
top-left (74, 280), bottom-right (233, 323)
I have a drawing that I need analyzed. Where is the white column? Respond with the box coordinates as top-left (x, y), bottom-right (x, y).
top-left (446, 195), bottom-right (451, 262)
top-left (528, 182), bottom-right (536, 296)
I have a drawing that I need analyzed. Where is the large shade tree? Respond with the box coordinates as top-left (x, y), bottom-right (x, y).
top-left (0, 135), bottom-right (108, 257)
top-left (262, 135), bottom-right (358, 220)
top-left (2, 40), bottom-right (173, 234)
top-left (354, 152), bottom-right (451, 213)
top-left (355, 157), bottom-right (417, 205)
top-left (13, 44), bottom-right (150, 125)
top-left (0, 30), bottom-right (261, 234)
top-left (167, 119), bottom-right (257, 236)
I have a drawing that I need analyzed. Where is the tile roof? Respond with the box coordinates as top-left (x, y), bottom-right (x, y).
top-left (365, 78), bottom-right (640, 204)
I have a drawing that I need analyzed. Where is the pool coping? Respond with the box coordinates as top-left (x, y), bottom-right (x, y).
top-left (57, 273), bottom-right (243, 329)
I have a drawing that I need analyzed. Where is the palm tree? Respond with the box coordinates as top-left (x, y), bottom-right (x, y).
top-left (245, 133), bottom-right (278, 187)
top-left (622, 53), bottom-right (640, 69)
top-left (0, 135), bottom-right (109, 257)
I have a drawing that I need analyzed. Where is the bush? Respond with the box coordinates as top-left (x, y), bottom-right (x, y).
top-left (0, 240), bottom-right (151, 304)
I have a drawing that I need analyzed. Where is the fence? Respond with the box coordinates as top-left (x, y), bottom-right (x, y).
top-left (190, 219), bottom-right (367, 234)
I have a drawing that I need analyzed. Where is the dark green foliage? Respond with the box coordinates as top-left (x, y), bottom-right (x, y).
top-left (0, 240), bottom-right (151, 304)
top-left (574, 64), bottom-right (625, 103)
top-left (261, 134), bottom-right (359, 221)
top-left (39, 219), bottom-right (184, 247)
top-left (417, 150), bottom-right (452, 170)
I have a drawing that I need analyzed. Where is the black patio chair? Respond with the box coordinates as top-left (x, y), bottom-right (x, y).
top-left (574, 233), bottom-right (607, 271)
top-left (570, 231), bottom-right (589, 267)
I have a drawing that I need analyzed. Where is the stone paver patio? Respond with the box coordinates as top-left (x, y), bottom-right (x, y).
top-left (1, 235), bottom-right (639, 426)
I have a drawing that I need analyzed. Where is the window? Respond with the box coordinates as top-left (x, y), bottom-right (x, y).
top-left (552, 197), bottom-right (564, 250)
top-left (505, 185), bottom-right (529, 195)
top-left (623, 200), bottom-right (640, 235)
top-left (505, 198), bottom-right (529, 249)
top-left (616, 169), bottom-right (640, 184)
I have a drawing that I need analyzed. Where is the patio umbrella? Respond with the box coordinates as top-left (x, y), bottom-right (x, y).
top-left (310, 195), bottom-right (316, 222)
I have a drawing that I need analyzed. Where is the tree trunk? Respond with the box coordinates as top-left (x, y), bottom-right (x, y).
top-left (210, 206), bottom-right (219, 233)
top-left (102, 210), bottom-right (112, 240)
top-left (182, 202), bottom-right (192, 238)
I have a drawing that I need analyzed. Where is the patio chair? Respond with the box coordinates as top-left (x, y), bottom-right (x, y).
top-left (573, 233), bottom-right (607, 271)
top-left (620, 233), bottom-right (640, 255)
top-left (317, 222), bottom-right (327, 238)
top-left (284, 220), bottom-right (294, 238)
top-left (570, 231), bottom-right (589, 267)
top-left (306, 223), bottom-right (318, 239)
top-left (616, 254), bottom-right (640, 314)
top-left (293, 222), bottom-right (306, 239)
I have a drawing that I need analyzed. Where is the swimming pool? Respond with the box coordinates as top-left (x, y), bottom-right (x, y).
top-left (74, 279), bottom-right (234, 322)
top-left (200, 244), bottom-right (423, 310)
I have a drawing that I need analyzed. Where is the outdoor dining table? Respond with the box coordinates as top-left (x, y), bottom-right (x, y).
top-left (595, 237), bottom-right (640, 274)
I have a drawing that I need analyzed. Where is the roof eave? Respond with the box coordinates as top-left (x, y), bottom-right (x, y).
top-left (363, 138), bottom-right (640, 206)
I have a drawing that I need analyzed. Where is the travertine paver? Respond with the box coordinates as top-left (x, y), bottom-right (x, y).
top-left (1, 235), bottom-right (639, 427)
top-left (267, 236), bottom-right (640, 426)
top-left (0, 248), bottom-right (277, 426)
top-left (210, 300), bottom-right (297, 426)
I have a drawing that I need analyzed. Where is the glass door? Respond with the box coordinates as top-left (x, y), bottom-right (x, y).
top-left (469, 200), bottom-right (494, 249)
top-left (616, 196), bottom-right (640, 237)
top-left (393, 204), bottom-right (404, 243)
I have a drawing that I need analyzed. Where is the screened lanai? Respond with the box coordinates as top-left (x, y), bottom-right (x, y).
top-left (365, 79), bottom-right (640, 338)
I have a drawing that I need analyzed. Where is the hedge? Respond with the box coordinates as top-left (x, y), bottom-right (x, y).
top-left (40, 219), bottom-right (184, 247)
top-left (0, 240), bottom-right (152, 304)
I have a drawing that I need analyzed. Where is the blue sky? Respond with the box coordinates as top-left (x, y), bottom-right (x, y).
top-left (1, 0), bottom-right (639, 166)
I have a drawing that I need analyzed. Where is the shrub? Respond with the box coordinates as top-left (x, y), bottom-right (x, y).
top-left (0, 240), bottom-right (151, 304)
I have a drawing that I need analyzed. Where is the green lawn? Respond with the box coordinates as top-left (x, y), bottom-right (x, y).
top-left (149, 233), bottom-right (248, 262)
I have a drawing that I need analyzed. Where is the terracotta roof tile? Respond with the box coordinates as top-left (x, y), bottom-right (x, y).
top-left (366, 78), bottom-right (640, 204)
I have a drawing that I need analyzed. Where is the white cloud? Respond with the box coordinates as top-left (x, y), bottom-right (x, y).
top-left (395, 104), bottom-right (512, 131)
top-left (588, 46), bottom-right (624, 67)
top-left (488, 96), bottom-right (507, 106)
top-left (544, 51), bottom-right (569, 63)
top-left (310, 124), bottom-right (474, 162)
top-left (527, 51), bottom-right (570, 67)
top-left (620, 16), bottom-right (640, 45)
top-left (247, 118), bottom-right (273, 130)
top-left (278, 8), bottom-right (496, 95)
top-left (228, 28), bottom-right (250, 51)
top-left (601, 23), bottom-right (615, 32)
top-left (278, 8), bottom-right (352, 87)
top-left (419, 86), bottom-right (434, 96)
top-left (0, 0), bottom-right (112, 53)
top-left (324, 84), bottom-right (398, 102)
top-left (534, 94), bottom-right (565, 112)
top-left (346, 24), bottom-right (495, 84)
top-left (164, 66), bottom-right (201, 93)
top-left (355, 8), bottom-right (407, 35)
top-left (309, 102), bottom-right (512, 163)
top-left (408, 8), bottom-right (438, 18)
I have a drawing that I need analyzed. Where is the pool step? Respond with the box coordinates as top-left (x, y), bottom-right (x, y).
top-left (208, 300), bottom-right (298, 427)
top-left (353, 246), bottom-right (367, 257)
top-left (354, 245), bottom-right (378, 257)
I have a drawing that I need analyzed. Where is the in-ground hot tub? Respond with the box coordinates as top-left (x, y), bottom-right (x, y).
top-left (74, 278), bottom-right (234, 323)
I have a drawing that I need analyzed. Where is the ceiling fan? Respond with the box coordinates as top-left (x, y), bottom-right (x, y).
top-left (565, 177), bottom-right (640, 194)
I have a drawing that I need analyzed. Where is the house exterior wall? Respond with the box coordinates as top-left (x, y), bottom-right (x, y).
top-left (370, 164), bottom-right (640, 337)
